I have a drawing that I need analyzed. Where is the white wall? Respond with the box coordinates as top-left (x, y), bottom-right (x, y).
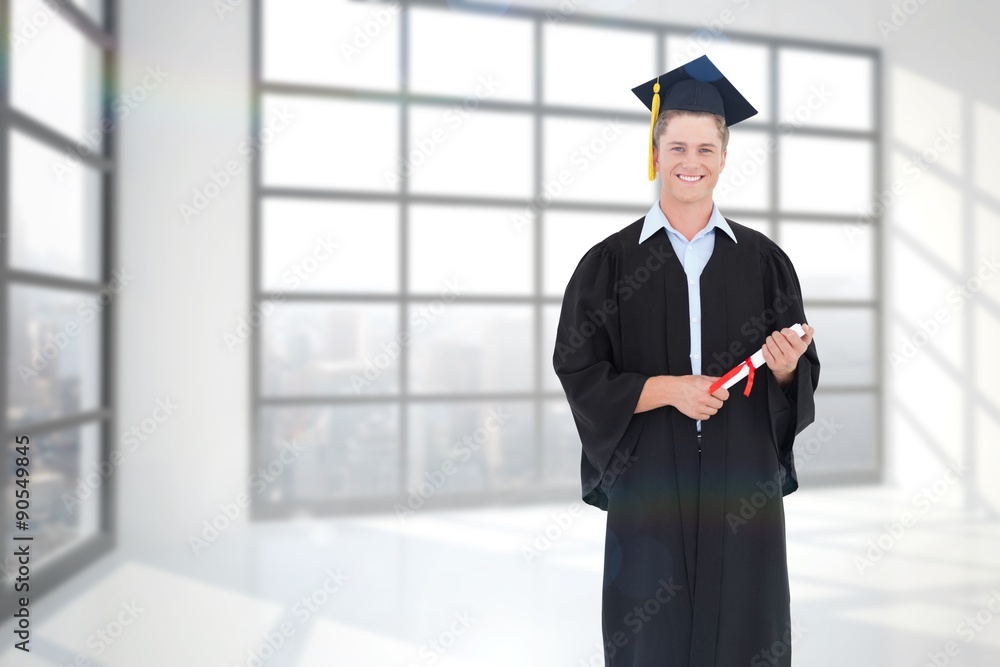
top-left (117, 0), bottom-right (253, 552)
top-left (877, 0), bottom-right (1000, 516)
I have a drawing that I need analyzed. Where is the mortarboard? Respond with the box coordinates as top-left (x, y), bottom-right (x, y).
top-left (632, 55), bottom-right (758, 181)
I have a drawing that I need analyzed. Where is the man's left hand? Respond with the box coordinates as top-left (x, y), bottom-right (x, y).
top-left (762, 324), bottom-right (814, 385)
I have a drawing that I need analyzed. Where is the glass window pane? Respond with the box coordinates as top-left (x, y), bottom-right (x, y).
top-left (779, 136), bottom-right (873, 215)
top-left (407, 107), bottom-right (533, 199)
top-left (2, 422), bottom-right (102, 570)
top-left (542, 116), bottom-right (655, 204)
top-left (7, 285), bottom-right (103, 427)
top-left (410, 9), bottom-right (533, 102)
top-left (262, 0), bottom-right (399, 90)
top-left (261, 302), bottom-right (399, 396)
top-left (261, 94), bottom-right (399, 192)
top-left (716, 128), bottom-right (771, 211)
top-left (666, 36), bottom-right (771, 122)
top-left (803, 307), bottom-right (875, 387)
top-left (11, 0), bottom-right (103, 146)
top-left (780, 220), bottom-right (874, 300)
top-left (408, 400), bottom-right (534, 494)
top-left (793, 391), bottom-right (876, 476)
top-left (258, 405), bottom-right (400, 502)
top-left (410, 205), bottom-right (533, 296)
top-left (779, 48), bottom-right (873, 130)
top-left (543, 399), bottom-right (578, 486)
top-left (544, 24), bottom-right (656, 111)
top-left (544, 210), bottom-right (625, 296)
top-left (8, 130), bottom-right (103, 281)
top-left (261, 199), bottom-right (398, 293)
top-left (408, 304), bottom-right (533, 394)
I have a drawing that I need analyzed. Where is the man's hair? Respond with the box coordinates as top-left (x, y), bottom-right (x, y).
top-left (652, 109), bottom-right (730, 154)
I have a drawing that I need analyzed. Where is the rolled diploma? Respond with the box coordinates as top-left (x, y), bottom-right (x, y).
top-left (708, 323), bottom-right (807, 394)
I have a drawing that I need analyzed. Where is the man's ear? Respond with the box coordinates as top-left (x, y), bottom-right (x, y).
top-left (720, 148), bottom-right (727, 172)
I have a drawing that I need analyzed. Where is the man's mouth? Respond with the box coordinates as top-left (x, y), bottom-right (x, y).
top-left (676, 174), bottom-right (704, 183)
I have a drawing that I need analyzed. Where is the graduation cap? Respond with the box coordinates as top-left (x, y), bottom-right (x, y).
top-left (632, 55), bottom-right (758, 180)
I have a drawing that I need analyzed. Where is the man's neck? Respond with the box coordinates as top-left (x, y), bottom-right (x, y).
top-left (659, 198), bottom-right (714, 243)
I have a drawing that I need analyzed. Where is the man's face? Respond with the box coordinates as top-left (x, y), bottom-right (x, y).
top-left (653, 114), bottom-right (727, 207)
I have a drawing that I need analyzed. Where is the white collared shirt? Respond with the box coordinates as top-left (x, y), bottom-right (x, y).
top-left (638, 199), bottom-right (738, 432)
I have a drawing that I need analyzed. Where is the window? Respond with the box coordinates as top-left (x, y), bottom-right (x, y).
top-left (1, 0), bottom-right (117, 615)
top-left (254, 0), bottom-right (882, 516)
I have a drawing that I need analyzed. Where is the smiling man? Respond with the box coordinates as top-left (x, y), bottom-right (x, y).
top-left (657, 113), bottom-right (727, 211)
top-left (553, 56), bottom-right (821, 666)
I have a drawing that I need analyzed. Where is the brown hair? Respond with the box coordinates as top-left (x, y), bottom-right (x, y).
top-left (652, 109), bottom-right (729, 154)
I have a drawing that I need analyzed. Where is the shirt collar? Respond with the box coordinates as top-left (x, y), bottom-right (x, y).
top-left (638, 199), bottom-right (737, 245)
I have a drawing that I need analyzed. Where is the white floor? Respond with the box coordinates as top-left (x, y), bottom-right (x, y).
top-left (3, 485), bottom-right (1000, 666)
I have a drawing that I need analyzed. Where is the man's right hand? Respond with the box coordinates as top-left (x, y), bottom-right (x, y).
top-left (668, 375), bottom-right (730, 421)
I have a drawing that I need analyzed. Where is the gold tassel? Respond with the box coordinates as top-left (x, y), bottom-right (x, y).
top-left (647, 80), bottom-right (660, 181)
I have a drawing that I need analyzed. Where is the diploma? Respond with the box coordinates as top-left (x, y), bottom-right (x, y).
top-left (707, 323), bottom-right (807, 397)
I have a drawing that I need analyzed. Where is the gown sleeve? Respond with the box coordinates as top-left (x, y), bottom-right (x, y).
top-left (760, 241), bottom-right (821, 497)
top-left (553, 238), bottom-right (650, 511)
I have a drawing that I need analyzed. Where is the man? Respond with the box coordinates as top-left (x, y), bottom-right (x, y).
top-left (552, 55), bottom-right (820, 666)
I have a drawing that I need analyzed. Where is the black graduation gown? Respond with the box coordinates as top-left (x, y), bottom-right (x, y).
top-left (552, 215), bottom-right (820, 667)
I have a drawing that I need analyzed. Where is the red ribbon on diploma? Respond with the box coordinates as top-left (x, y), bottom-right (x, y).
top-left (707, 355), bottom-right (756, 397)
top-left (706, 325), bottom-right (807, 398)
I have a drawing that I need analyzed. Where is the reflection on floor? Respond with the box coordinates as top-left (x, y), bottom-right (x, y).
top-left (2, 485), bottom-right (999, 666)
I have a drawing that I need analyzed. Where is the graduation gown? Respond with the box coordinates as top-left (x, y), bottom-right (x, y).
top-left (552, 215), bottom-right (820, 667)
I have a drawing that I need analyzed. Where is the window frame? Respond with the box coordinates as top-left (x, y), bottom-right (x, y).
top-left (0, 0), bottom-right (119, 617)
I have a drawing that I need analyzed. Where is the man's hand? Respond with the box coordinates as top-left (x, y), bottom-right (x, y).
top-left (670, 375), bottom-right (730, 421)
top-left (762, 324), bottom-right (815, 386)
